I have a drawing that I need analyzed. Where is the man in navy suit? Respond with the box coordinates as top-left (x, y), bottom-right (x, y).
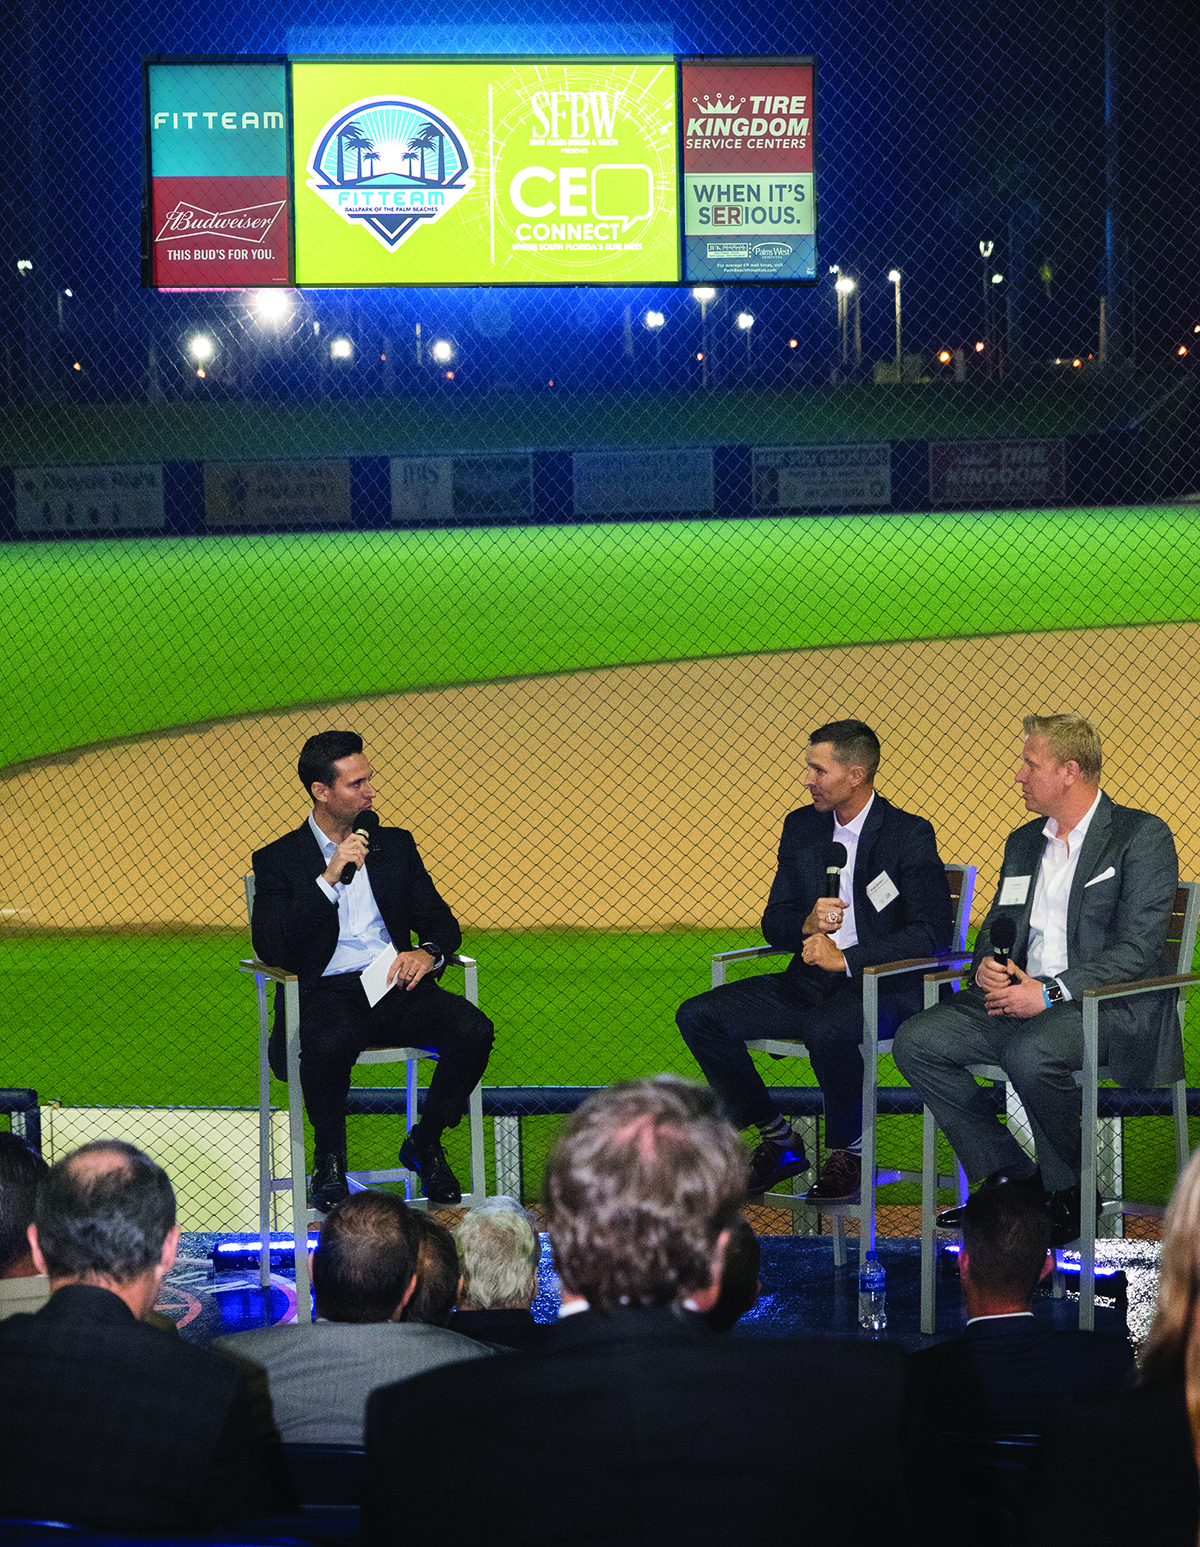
top-left (677, 719), bottom-right (953, 1202)
top-left (905, 1184), bottom-right (1134, 1547)
top-left (894, 713), bottom-right (1178, 1245)
top-left (252, 730), bottom-right (494, 1208)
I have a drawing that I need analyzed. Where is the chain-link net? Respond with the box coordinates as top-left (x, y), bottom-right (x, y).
top-left (3, 0), bottom-right (1198, 1241)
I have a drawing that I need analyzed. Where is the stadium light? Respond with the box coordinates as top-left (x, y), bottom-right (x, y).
top-left (330, 337), bottom-right (353, 360)
top-left (991, 273), bottom-right (1004, 284)
top-left (431, 339), bottom-right (454, 363)
top-left (736, 312), bottom-right (754, 330)
top-left (888, 271), bottom-right (901, 370)
top-left (253, 290), bottom-right (290, 323)
top-left (834, 276), bottom-right (855, 297)
top-left (644, 310), bottom-right (665, 329)
top-left (188, 334), bottom-right (214, 362)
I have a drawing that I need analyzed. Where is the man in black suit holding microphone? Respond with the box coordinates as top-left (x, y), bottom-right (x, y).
top-left (252, 730), bottom-right (494, 1210)
top-left (677, 719), bottom-right (953, 1201)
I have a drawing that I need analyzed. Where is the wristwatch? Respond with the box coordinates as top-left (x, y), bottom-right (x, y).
top-left (1043, 980), bottom-right (1066, 1006)
top-left (419, 942), bottom-right (445, 969)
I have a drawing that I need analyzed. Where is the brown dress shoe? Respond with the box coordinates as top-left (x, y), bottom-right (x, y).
top-left (804, 1148), bottom-right (861, 1203)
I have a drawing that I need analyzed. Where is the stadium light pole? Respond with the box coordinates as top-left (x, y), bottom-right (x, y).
top-left (888, 270), bottom-right (902, 377)
top-left (835, 275), bottom-right (856, 369)
top-left (692, 287), bottom-right (716, 386)
top-left (979, 241), bottom-right (994, 379)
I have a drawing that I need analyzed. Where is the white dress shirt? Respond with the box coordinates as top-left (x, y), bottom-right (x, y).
top-left (1025, 789), bottom-right (1103, 995)
top-left (830, 792), bottom-right (875, 955)
top-left (308, 812), bottom-right (393, 976)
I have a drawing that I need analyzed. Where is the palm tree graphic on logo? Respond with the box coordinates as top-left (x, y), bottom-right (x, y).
top-left (308, 98), bottom-right (474, 250)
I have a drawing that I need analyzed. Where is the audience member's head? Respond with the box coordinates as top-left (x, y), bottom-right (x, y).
top-left (959, 1183), bottom-right (1051, 1314)
top-left (402, 1211), bottom-right (460, 1327)
top-left (31, 1140), bottom-right (178, 1316)
top-left (0, 1132), bottom-right (49, 1279)
top-left (1142, 1147), bottom-right (1200, 1427)
top-left (312, 1191), bottom-right (420, 1323)
top-left (544, 1075), bottom-right (746, 1313)
top-left (455, 1197), bottom-right (540, 1312)
top-left (706, 1213), bottom-right (761, 1333)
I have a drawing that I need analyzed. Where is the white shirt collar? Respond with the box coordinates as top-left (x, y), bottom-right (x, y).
top-left (834, 790), bottom-right (874, 839)
top-left (965, 1310), bottom-right (1035, 1325)
top-left (308, 811), bottom-right (338, 856)
top-left (1041, 789), bottom-right (1101, 852)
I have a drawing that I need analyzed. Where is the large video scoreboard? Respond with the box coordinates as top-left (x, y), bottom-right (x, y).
top-left (143, 55), bottom-right (816, 288)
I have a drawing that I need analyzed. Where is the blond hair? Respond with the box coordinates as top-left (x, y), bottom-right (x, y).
top-left (1140, 1147), bottom-right (1200, 1446)
top-left (1022, 713), bottom-right (1102, 781)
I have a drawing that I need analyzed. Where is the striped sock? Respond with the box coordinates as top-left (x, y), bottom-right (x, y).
top-left (757, 1115), bottom-right (793, 1145)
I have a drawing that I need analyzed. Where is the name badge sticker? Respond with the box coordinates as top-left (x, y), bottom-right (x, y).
top-left (866, 870), bottom-right (899, 912)
top-left (1000, 875), bottom-right (1031, 906)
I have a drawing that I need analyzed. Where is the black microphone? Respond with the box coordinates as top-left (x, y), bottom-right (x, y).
top-left (821, 841), bottom-right (849, 900)
top-left (339, 809), bottom-right (379, 885)
top-left (991, 915), bottom-right (1017, 969)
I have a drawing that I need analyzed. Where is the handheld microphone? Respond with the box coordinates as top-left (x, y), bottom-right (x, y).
top-left (991, 915), bottom-right (1017, 970)
top-left (339, 809), bottom-right (380, 885)
top-left (821, 841), bottom-right (849, 900)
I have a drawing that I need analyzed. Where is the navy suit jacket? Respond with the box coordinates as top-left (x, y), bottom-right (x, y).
top-left (968, 793), bottom-right (1179, 1084)
top-left (251, 820), bottom-right (462, 985)
top-left (908, 1314), bottom-right (1134, 1436)
top-left (363, 1306), bottom-right (908, 1546)
top-left (761, 792), bottom-right (954, 1007)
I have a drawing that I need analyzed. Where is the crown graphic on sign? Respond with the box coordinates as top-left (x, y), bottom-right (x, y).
top-left (692, 95), bottom-right (745, 113)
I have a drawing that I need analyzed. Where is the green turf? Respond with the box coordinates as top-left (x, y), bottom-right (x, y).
top-left (0, 382), bottom-right (1153, 467)
top-left (5, 505), bottom-right (1200, 768)
top-left (5, 926), bottom-right (1193, 1203)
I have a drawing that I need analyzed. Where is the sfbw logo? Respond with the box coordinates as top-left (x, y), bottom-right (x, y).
top-left (307, 97), bottom-right (473, 250)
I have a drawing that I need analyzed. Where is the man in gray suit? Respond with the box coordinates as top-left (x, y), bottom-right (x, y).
top-left (217, 1191), bottom-right (490, 1444)
top-left (894, 713), bottom-right (1178, 1247)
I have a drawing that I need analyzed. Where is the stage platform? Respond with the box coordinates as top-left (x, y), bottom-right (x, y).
top-left (159, 1229), bottom-right (1155, 1351)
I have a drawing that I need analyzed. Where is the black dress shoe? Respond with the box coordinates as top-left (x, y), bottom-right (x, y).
top-left (399, 1132), bottom-right (462, 1204)
top-left (746, 1130), bottom-right (810, 1194)
top-left (310, 1150), bottom-right (349, 1212)
top-left (936, 1166), bottom-right (1045, 1229)
top-left (1048, 1184), bottom-right (1102, 1249)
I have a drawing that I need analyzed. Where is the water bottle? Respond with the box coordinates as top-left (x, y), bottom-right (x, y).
top-left (858, 1249), bottom-right (887, 1331)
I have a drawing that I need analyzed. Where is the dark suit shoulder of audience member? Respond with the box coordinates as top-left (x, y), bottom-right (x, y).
top-left (1021, 1148), bottom-right (1200, 1545)
top-left (0, 1140), bottom-right (290, 1534)
top-left (449, 1304), bottom-right (550, 1351)
top-left (364, 1077), bottom-right (910, 1547)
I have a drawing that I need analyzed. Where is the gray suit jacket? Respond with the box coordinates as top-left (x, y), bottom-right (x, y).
top-left (971, 793), bottom-right (1180, 1085)
top-left (215, 1319), bottom-right (494, 1444)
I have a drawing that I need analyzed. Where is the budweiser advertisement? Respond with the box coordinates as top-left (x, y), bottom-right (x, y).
top-left (146, 60), bottom-right (290, 288)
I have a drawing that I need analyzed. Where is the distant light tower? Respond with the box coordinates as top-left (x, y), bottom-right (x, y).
top-left (692, 287), bottom-right (716, 385)
top-left (644, 309), bottom-right (665, 374)
top-left (888, 270), bottom-right (902, 376)
top-left (835, 275), bottom-right (857, 369)
top-left (979, 241), bottom-right (995, 378)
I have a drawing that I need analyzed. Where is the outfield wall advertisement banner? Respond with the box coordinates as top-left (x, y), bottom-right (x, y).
top-left (928, 440), bottom-right (1066, 506)
top-left (13, 465), bottom-right (166, 533)
top-left (680, 60), bottom-right (815, 283)
top-left (202, 461), bottom-right (352, 527)
top-left (146, 63), bottom-right (290, 289)
top-left (573, 449), bottom-right (715, 514)
top-left (390, 454), bottom-right (533, 521)
top-left (144, 54), bottom-right (815, 288)
top-left (752, 444), bottom-right (889, 510)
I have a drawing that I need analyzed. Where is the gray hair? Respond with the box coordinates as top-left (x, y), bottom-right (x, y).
top-left (456, 1197), bottom-right (540, 1311)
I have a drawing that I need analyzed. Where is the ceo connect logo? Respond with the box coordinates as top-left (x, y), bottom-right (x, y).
top-left (307, 97), bottom-right (474, 250)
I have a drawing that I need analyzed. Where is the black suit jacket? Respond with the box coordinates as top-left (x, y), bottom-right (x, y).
top-left (251, 819), bottom-right (462, 984)
top-left (761, 793), bottom-right (953, 1008)
top-left (908, 1315), bottom-right (1134, 1436)
top-left (1021, 1376), bottom-right (1200, 1545)
top-left (969, 794), bottom-right (1179, 1084)
top-left (0, 1284), bottom-right (290, 1533)
top-left (363, 1306), bottom-right (909, 1546)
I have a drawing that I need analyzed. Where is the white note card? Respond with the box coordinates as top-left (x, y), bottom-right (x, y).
top-left (866, 870), bottom-right (899, 911)
top-left (1000, 875), bottom-right (1031, 906)
top-left (360, 944), bottom-right (397, 1008)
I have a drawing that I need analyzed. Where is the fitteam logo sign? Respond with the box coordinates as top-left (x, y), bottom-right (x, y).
top-left (307, 97), bottom-right (474, 250)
